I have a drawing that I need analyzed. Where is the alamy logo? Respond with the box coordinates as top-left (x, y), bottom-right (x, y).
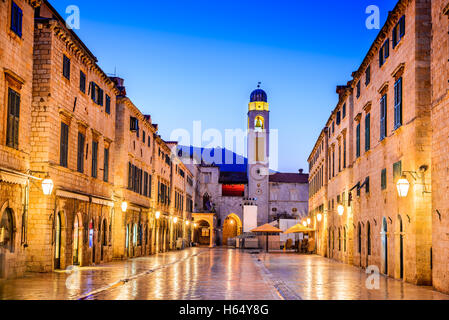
top-left (66, 5), bottom-right (80, 30)
top-left (366, 5), bottom-right (380, 30)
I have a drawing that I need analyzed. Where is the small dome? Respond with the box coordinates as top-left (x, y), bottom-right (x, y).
top-left (250, 88), bottom-right (267, 103)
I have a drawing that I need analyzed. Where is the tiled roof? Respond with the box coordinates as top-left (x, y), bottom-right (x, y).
top-left (269, 173), bottom-right (309, 184)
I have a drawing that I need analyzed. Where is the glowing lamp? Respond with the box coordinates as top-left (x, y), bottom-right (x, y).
top-left (307, 218), bottom-right (311, 226)
top-left (42, 178), bottom-right (54, 196)
top-left (121, 201), bottom-right (128, 213)
top-left (397, 176), bottom-right (410, 198)
top-left (155, 211), bottom-right (161, 219)
top-left (317, 213), bottom-right (323, 222)
top-left (173, 217), bottom-right (178, 224)
top-left (185, 221), bottom-right (190, 226)
top-left (302, 221), bottom-right (307, 227)
top-left (337, 205), bottom-right (344, 216)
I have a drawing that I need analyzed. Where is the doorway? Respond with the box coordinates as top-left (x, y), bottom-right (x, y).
top-left (399, 215), bottom-right (404, 279)
top-left (73, 214), bottom-right (80, 265)
top-left (382, 217), bottom-right (388, 275)
top-left (101, 219), bottom-right (107, 261)
top-left (54, 212), bottom-right (62, 269)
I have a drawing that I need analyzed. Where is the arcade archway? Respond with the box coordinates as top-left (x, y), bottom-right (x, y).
top-left (222, 214), bottom-right (242, 246)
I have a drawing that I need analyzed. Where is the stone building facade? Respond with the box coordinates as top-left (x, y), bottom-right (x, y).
top-left (430, 0), bottom-right (449, 295)
top-left (111, 81), bottom-right (156, 260)
top-left (0, 0), bottom-right (40, 280)
top-left (27, 0), bottom-right (120, 272)
top-left (308, 0), bottom-right (436, 288)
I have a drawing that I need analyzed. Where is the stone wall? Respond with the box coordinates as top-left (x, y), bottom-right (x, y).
top-left (430, 0), bottom-right (449, 295)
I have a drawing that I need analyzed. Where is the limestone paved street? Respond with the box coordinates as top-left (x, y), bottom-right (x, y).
top-left (0, 248), bottom-right (448, 300)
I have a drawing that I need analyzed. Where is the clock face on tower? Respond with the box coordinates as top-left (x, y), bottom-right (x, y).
top-left (250, 164), bottom-right (268, 181)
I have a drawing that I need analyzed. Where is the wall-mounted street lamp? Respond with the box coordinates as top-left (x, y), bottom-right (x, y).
top-left (396, 176), bottom-right (410, 198)
top-left (41, 176), bottom-right (54, 196)
top-left (307, 218), bottom-right (311, 226)
top-left (193, 223), bottom-right (198, 228)
top-left (121, 201), bottom-right (128, 213)
top-left (397, 165), bottom-right (429, 198)
top-left (173, 217), bottom-right (178, 224)
top-left (337, 205), bottom-right (345, 216)
top-left (316, 213), bottom-right (323, 222)
top-left (185, 220), bottom-right (190, 226)
top-left (302, 220), bottom-right (307, 227)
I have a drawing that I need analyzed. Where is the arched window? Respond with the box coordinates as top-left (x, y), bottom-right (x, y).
top-left (1, 208), bottom-right (14, 252)
top-left (133, 224), bottom-right (138, 246)
top-left (358, 223), bottom-right (362, 254)
top-left (102, 219), bottom-right (107, 246)
top-left (203, 193), bottom-right (211, 211)
top-left (367, 221), bottom-right (371, 256)
top-left (338, 228), bottom-right (341, 251)
top-left (254, 116), bottom-right (265, 132)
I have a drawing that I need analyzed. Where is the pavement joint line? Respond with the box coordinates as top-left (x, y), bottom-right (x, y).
top-left (251, 254), bottom-right (302, 301)
top-left (74, 249), bottom-right (208, 300)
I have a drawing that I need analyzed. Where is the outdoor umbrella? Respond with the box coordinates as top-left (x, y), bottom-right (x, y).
top-left (251, 224), bottom-right (283, 252)
top-left (284, 224), bottom-right (315, 235)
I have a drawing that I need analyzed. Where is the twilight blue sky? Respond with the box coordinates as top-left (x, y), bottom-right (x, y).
top-left (51, 0), bottom-right (397, 173)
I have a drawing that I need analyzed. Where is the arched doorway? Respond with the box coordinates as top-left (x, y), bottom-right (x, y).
top-left (54, 212), bottom-right (62, 269)
top-left (1, 208), bottom-right (14, 252)
top-left (101, 219), bottom-right (107, 261)
top-left (89, 220), bottom-right (95, 264)
top-left (125, 224), bottom-right (130, 256)
top-left (222, 214), bottom-right (242, 246)
top-left (196, 220), bottom-right (211, 246)
top-left (73, 214), bottom-right (81, 265)
top-left (398, 215), bottom-right (404, 279)
top-left (382, 217), bottom-right (388, 275)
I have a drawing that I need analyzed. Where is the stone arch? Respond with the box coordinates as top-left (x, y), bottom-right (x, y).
top-left (0, 204), bottom-right (15, 253)
top-left (72, 212), bottom-right (83, 266)
top-left (195, 220), bottom-right (211, 246)
top-left (222, 213), bottom-right (242, 246)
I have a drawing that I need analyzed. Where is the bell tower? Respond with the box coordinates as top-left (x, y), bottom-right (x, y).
top-left (247, 83), bottom-right (270, 225)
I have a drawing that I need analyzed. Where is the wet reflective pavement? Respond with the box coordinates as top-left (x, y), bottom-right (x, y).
top-left (260, 254), bottom-right (449, 300)
top-left (0, 248), bottom-right (448, 300)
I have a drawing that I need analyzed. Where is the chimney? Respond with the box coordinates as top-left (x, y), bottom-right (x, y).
top-left (110, 77), bottom-right (126, 96)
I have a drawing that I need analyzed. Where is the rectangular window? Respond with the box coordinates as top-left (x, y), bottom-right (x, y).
top-left (381, 168), bottom-right (387, 190)
top-left (148, 134), bottom-right (151, 147)
top-left (60, 122), bottom-right (69, 168)
top-left (343, 136), bottom-right (346, 168)
top-left (130, 117), bottom-right (139, 132)
top-left (393, 16), bottom-right (406, 48)
top-left (80, 71), bottom-right (86, 93)
top-left (90, 82), bottom-right (103, 105)
top-left (63, 55), bottom-right (71, 80)
top-left (148, 175), bottom-right (152, 198)
top-left (77, 132), bottom-right (85, 173)
top-left (394, 77), bottom-right (403, 129)
top-left (365, 113), bottom-right (371, 152)
top-left (336, 111), bottom-right (341, 125)
top-left (342, 103), bottom-right (346, 119)
top-left (356, 123), bottom-right (361, 158)
top-left (379, 39), bottom-right (390, 67)
top-left (10, 1), bottom-right (23, 37)
top-left (393, 161), bottom-right (402, 182)
top-left (103, 148), bottom-right (109, 182)
top-left (105, 95), bottom-right (111, 114)
top-left (6, 88), bottom-right (20, 149)
top-left (143, 131), bottom-right (146, 144)
top-left (144, 172), bottom-right (149, 196)
top-left (380, 94), bottom-right (387, 140)
top-left (356, 81), bottom-right (361, 98)
top-left (365, 65), bottom-right (371, 86)
top-left (338, 145), bottom-right (341, 172)
top-left (92, 141), bottom-right (98, 178)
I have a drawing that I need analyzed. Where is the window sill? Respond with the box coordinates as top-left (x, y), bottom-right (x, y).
top-left (7, 29), bottom-right (23, 44)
